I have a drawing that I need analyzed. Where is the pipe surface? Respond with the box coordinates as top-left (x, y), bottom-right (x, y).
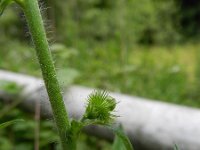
top-left (0, 70), bottom-right (200, 150)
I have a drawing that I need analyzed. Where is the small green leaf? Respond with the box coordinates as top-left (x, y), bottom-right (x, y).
top-left (111, 125), bottom-right (134, 150)
top-left (112, 131), bottom-right (126, 150)
top-left (174, 144), bottom-right (179, 150)
top-left (0, 119), bottom-right (24, 129)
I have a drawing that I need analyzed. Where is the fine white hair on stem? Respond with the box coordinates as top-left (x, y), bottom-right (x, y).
top-left (37, 0), bottom-right (55, 45)
top-left (49, 40), bottom-right (57, 47)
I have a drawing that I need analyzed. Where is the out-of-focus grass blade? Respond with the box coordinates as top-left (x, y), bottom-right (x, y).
top-left (111, 125), bottom-right (134, 150)
top-left (0, 119), bottom-right (23, 129)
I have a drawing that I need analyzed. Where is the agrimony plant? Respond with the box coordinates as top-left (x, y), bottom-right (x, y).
top-left (0, 0), bottom-right (133, 150)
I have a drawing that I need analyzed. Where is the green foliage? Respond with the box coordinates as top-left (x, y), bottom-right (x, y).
top-left (51, 0), bottom-right (119, 46)
top-left (0, 80), bottom-right (24, 118)
top-left (123, 55), bottom-right (187, 103)
top-left (0, 102), bottom-right (112, 150)
top-left (69, 44), bottom-right (196, 106)
top-left (0, 119), bottom-right (23, 129)
top-left (0, 102), bottom-right (60, 150)
top-left (47, 0), bottom-right (180, 46)
top-left (112, 125), bottom-right (133, 150)
top-left (125, 0), bottom-right (180, 45)
top-left (1, 39), bottom-right (199, 108)
top-left (175, 0), bottom-right (200, 39)
top-left (1, 0), bottom-right (199, 46)
top-left (0, 80), bottom-right (22, 94)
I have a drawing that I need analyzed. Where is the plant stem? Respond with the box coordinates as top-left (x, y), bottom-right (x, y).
top-left (22, 0), bottom-right (70, 149)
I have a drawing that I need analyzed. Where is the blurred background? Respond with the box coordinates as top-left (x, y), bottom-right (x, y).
top-left (1, 0), bottom-right (200, 149)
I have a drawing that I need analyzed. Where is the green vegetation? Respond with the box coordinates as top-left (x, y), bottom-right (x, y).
top-left (0, 0), bottom-right (200, 149)
top-left (0, 99), bottom-right (113, 150)
top-left (1, 0), bottom-right (132, 149)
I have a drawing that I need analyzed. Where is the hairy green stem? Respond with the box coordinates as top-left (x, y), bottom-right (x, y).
top-left (22, 0), bottom-right (71, 149)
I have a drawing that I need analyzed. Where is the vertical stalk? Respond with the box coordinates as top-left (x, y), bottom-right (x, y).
top-left (22, 0), bottom-right (70, 149)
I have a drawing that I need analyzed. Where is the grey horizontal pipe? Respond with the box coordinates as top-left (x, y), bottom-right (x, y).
top-left (0, 70), bottom-right (200, 150)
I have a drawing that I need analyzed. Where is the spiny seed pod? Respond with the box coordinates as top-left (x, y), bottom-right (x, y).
top-left (107, 96), bottom-right (117, 111)
top-left (84, 91), bottom-right (117, 124)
